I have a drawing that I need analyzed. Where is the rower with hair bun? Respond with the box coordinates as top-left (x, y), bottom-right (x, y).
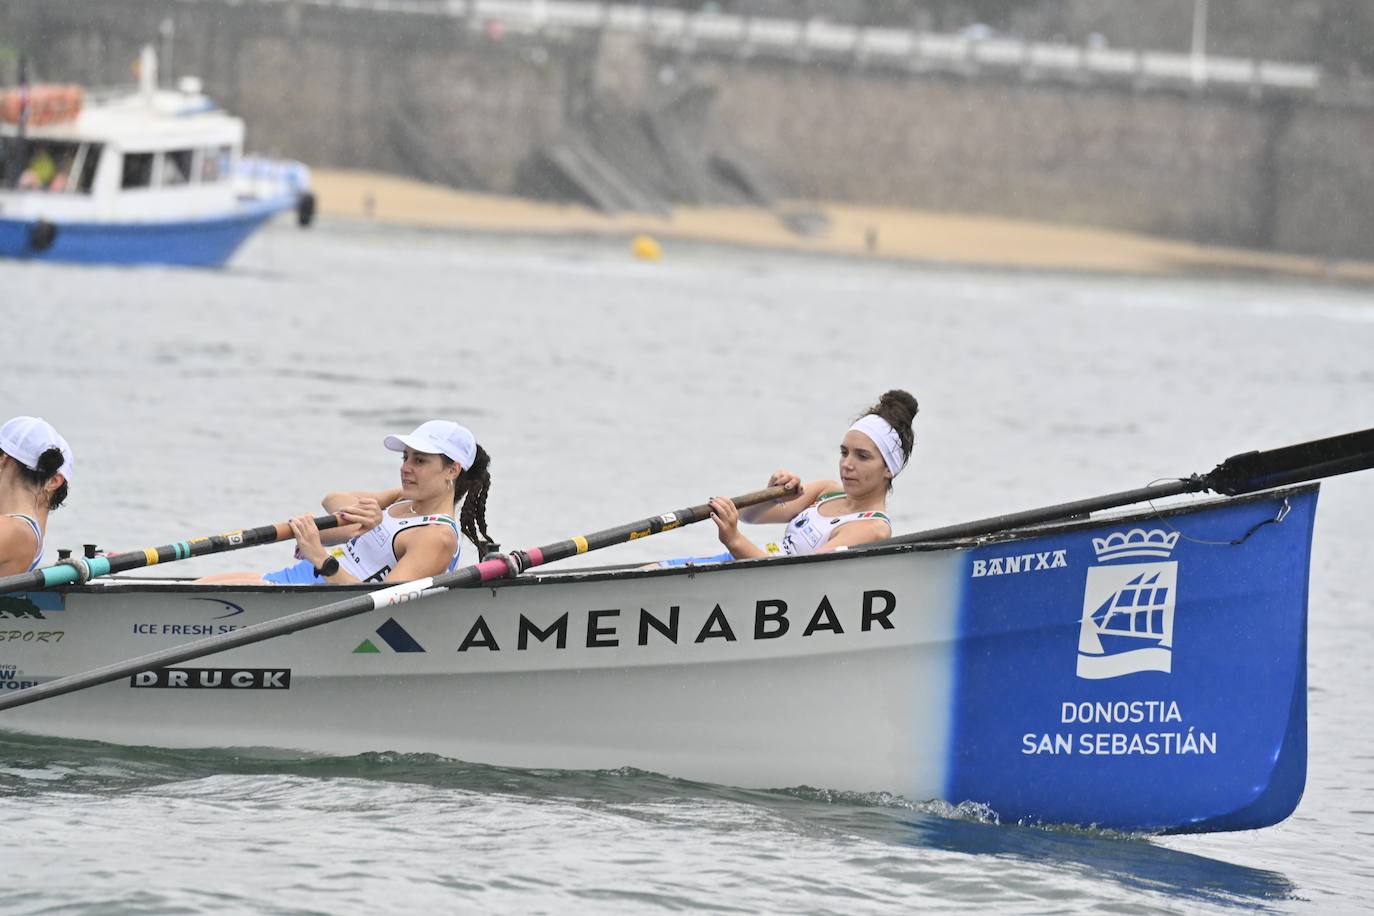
top-left (658, 389), bottom-right (919, 566)
top-left (0, 416), bottom-right (75, 576)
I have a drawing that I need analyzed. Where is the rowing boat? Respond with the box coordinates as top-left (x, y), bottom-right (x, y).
top-left (0, 484), bottom-right (1313, 834)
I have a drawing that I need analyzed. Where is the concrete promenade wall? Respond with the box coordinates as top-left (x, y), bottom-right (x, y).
top-left (4, 0), bottom-right (1372, 260)
top-left (700, 63), bottom-right (1285, 250)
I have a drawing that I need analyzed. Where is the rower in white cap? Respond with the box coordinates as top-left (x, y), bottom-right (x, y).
top-left (200, 420), bottom-right (496, 585)
top-left (0, 416), bottom-right (75, 575)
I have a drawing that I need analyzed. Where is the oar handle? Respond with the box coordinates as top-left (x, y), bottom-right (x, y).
top-left (0, 486), bottom-right (790, 713)
top-left (0, 514), bottom-right (343, 595)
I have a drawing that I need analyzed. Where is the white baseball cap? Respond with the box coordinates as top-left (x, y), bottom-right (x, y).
top-left (384, 420), bottom-right (477, 468)
top-left (0, 416), bottom-right (75, 482)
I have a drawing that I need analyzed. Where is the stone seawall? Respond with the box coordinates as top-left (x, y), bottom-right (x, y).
top-left (699, 63), bottom-right (1293, 251)
top-left (4, 0), bottom-right (1372, 259)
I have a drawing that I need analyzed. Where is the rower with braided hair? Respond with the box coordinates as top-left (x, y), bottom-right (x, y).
top-left (200, 420), bottom-right (496, 586)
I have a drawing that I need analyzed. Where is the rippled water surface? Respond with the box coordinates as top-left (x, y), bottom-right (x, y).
top-left (4, 221), bottom-right (1373, 912)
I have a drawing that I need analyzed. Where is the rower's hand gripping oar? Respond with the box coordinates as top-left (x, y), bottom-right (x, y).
top-left (0, 486), bottom-right (791, 713)
top-left (0, 515), bottom-right (344, 596)
top-left (891, 426), bottom-right (1374, 546)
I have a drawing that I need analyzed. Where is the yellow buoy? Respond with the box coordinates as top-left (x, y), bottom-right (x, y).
top-left (632, 234), bottom-right (662, 261)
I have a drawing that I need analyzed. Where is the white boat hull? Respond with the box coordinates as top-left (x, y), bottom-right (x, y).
top-left (5, 550), bottom-right (958, 791)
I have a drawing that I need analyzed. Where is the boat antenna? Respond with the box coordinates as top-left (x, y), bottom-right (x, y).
top-left (138, 45), bottom-right (158, 101)
top-left (5, 55), bottom-right (28, 189)
top-left (16, 55), bottom-right (27, 139)
top-left (159, 17), bottom-right (176, 91)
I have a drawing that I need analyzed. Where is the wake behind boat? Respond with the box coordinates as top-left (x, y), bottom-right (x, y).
top-left (0, 47), bottom-right (312, 267)
top-left (0, 484), bottom-right (1317, 835)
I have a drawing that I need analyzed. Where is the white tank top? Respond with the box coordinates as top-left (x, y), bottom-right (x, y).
top-left (5, 513), bottom-right (43, 572)
top-left (324, 504), bottom-right (460, 583)
top-left (778, 493), bottom-right (891, 557)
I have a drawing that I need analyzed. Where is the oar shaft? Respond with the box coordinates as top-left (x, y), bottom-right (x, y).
top-left (495, 486), bottom-right (789, 576)
top-left (891, 428), bottom-right (1374, 547)
top-left (0, 515), bottom-right (342, 596)
top-left (0, 487), bottom-right (787, 712)
top-left (889, 478), bottom-right (1203, 546)
top-left (0, 575), bottom-right (455, 711)
top-left (1204, 428), bottom-right (1374, 495)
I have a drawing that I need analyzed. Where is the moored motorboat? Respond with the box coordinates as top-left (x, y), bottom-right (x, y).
top-left (0, 47), bottom-right (312, 267)
top-left (0, 485), bottom-right (1315, 834)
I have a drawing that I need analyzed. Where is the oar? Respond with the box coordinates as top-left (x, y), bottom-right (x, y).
top-left (0, 486), bottom-right (789, 712)
top-left (0, 515), bottom-right (344, 595)
top-left (888, 427), bottom-right (1374, 546)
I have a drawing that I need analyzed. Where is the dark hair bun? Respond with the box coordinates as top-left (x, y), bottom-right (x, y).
top-left (35, 447), bottom-right (64, 478)
top-left (29, 447), bottom-right (70, 511)
top-left (859, 388), bottom-right (919, 461)
top-left (877, 389), bottom-right (918, 426)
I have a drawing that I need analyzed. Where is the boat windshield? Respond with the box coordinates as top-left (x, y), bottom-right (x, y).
top-left (0, 138), bottom-right (99, 194)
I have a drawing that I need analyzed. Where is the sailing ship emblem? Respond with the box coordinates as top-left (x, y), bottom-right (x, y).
top-left (1077, 528), bottom-right (1180, 679)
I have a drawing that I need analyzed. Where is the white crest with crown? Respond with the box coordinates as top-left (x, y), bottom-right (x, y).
top-left (1091, 528), bottom-right (1180, 562)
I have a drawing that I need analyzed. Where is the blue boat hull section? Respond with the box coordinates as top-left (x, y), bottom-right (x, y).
top-left (0, 195), bottom-right (293, 267)
top-left (947, 488), bottom-right (1316, 833)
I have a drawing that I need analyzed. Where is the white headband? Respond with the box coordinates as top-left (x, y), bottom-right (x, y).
top-left (848, 414), bottom-right (906, 478)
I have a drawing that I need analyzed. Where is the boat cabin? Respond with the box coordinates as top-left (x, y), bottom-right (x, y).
top-left (0, 51), bottom-right (245, 224)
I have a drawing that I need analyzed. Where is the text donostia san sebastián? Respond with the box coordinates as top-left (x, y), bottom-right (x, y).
top-left (1022, 700), bottom-right (1218, 757)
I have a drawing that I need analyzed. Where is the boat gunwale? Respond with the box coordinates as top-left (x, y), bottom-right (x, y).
top-left (62, 483), bottom-right (1316, 596)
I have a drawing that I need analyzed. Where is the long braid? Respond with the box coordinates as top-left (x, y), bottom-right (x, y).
top-left (455, 445), bottom-right (496, 556)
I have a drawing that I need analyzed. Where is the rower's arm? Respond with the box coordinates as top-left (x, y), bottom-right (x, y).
top-left (322, 488), bottom-right (400, 513)
top-left (319, 488), bottom-right (400, 543)
top-left (0, 519), bottom-right (39, 577)
top-left (815, 518), bottom-right (891, 553)
top-left (384, 525), bottom-right (459, 583)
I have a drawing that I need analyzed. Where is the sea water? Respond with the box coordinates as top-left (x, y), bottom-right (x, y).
top-left (2, 221), bottom-right (1372, 912)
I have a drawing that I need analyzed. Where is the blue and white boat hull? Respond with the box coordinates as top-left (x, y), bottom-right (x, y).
top-left (0, 486), bottom-right (1314, 833)
top-left (0, 193), bottom-right (295, 267)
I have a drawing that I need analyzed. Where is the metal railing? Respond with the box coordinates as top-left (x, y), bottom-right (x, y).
top-left (183, 0), bottom-right (1322, 94)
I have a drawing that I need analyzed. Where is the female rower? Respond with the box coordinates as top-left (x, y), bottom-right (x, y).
top-left (0, 416), bottom-right (75, 576)
top-left (693, 389), bottom-right (918, 563)
top-left (201, 420), bottom-right (495, 585)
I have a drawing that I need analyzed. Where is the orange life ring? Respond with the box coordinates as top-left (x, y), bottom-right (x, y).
top-left (0, 91), bottom-right (20, 123)
top-left (0, 84), bottom-right (84, 126)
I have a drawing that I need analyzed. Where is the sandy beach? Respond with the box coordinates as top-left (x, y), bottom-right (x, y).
top-left (312, 169), bottom-right (1374, 284)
